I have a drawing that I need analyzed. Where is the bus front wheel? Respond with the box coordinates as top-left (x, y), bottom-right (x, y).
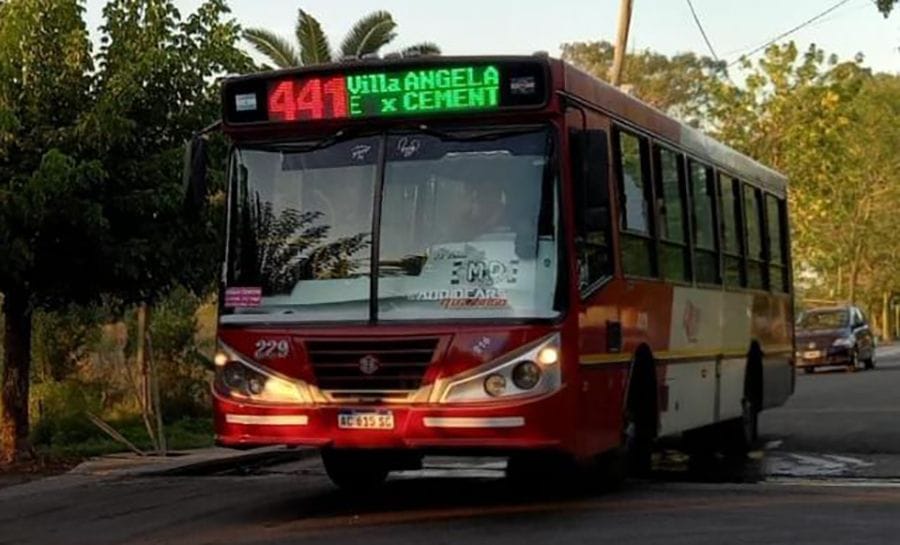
top-left (321, 449), bottom-right (390, 491)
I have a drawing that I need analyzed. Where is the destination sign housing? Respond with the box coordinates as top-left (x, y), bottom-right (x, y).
top-left (223, 59), bottom-right (548, 125)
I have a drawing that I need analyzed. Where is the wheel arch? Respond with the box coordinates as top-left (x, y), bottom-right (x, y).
top-left (745, 340), bottom-right (764, 411)
top-left (623, 343), bottom-right (660, 438)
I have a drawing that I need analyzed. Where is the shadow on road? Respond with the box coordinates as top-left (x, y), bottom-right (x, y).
top-left (218, 450), bottom-right (768, 528)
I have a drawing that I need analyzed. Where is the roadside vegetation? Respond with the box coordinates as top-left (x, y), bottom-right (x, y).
top-left (0, 0), bottom-right (897, 466)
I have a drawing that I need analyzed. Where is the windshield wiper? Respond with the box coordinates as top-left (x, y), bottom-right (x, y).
top-left (414, 124), bottom-right (543, 142)
top-left (246, 127), bottom-right (368, 153)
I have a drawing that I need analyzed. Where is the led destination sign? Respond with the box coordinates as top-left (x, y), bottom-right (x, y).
top-left (224, 60), bottom-right (548, 124)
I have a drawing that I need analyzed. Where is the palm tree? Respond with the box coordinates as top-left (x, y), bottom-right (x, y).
top-left (244, 9), bottom-right (440, 69)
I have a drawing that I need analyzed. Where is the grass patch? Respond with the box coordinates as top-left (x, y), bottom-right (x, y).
top-left (34, 416), bottom-right (214, 461)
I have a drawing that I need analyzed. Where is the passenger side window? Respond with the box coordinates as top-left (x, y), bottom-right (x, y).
top-left (744, 184), bottom-right (766, 290)
top-left (570, 128), bottom-right (613, 293)
top-left (719, 174), bottom-right (744, 287)
top-left (765, 194), bottom-right (789, 292)
top-left (689, 160), bottom-right (719, 284)
top-left (615, 129), bottom-right (655, 277)
top-left (655, 146), bottom-right (689, 282)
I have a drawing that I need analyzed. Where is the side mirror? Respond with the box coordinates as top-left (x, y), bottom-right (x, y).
top-left (570, 128), bottom-right (610, 235)
top-left (182, 135), bottom-right (209, 215)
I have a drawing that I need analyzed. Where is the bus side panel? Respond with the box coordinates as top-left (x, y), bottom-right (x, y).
top-left (576, 278), bottom-right (674, 455)
top-left (763, 355), bottom-right (793, 409)
top-left (754, 293), bottom-right (795, 409)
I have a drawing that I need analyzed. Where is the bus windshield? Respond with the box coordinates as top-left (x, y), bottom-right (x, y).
top-left (223, 127), bottom-right (560, 323)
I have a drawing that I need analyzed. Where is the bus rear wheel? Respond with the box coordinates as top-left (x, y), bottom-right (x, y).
top-left (721, 397), bottom-right (759, 456)
top-left (321, 449), bottom-right (390, 491)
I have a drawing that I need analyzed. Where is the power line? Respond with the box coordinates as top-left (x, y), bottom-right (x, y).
top-left (727, 0), bottom-right (854, 66)
top-left (685, 0), bottom-right (721, 62)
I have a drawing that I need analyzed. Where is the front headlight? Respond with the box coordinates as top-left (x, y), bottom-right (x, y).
top-left (440, 333), bottom-right (562, 403)
top-left (832, 337), bottom-right (854, 348)
top-left (214, 344), bottom-right (312, 404)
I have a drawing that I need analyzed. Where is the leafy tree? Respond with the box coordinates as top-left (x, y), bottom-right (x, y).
top-left (33, 305), bottom-right (104, 383)
top-left (244, 9), bottom-right (440, 68)
top-left (876, 0), bottom-right (896, 16)
top-left (0, 0), bottom-right (102, 463)
top-left (710, 43), bottom-right (900, 311)
top-left (561, 40), bottom-right (727, 126)
top-left (0, 0), bottom-right (251, 464)
top-left (81, 0), bottom-right (253, 304)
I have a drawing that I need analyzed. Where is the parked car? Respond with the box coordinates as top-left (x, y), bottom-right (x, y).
top-left (795, 306), bottom-right (876, 373)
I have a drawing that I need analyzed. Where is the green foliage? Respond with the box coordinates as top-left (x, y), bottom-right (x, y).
top-left (339, 10), bottom-right (396, 59)
top-left (30, 380), bottom-right (104, 446)
top-left (33, 413), bottom-right (213, 459)
top-left (33, 305), bottom-right (104, 382)
top-left (561, 40), bottom-right (727, 126)
top-left (243, 28), bottom-right (300, 69)
top-left (0, 0), bottom-right (251, 462)
top-left (79, 0), bottom-right (252, 304)
top-left (875, 0), bottom-right (897, 16)
top-left (296, 8), bottom-right (331, 65)
top-left (244, 8), bottom-right (440, 68)
top-left (709, 43), bottom-right (900, 311)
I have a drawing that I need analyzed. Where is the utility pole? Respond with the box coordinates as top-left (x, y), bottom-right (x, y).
top-left (609, 0), bottom-right (634, 87)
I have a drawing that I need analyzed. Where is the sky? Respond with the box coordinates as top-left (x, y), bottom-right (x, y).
top-left (83, 0), bottom-right (899, 74)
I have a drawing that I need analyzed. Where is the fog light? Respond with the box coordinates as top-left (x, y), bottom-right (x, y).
top-left (222, 361), bottom-right (247, 390)
top-left (484, 374), bottom-right (507, 397)
top-left (537, 347), bottom-right (559, 365)
top-left (214, 352), bottom-right (229, 367)
top-left (512, 361), bottom-right (541, 390)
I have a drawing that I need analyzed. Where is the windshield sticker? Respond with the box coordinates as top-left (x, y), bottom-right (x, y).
top-left (430, 248), bottom-right (468, 261)
top-left (450, 259), bottom-right (518, 286)
top-left (350, 144), bottom-right (373, 161)
top-left (225, 287), bottom-right (262, 307)
top-left (409, 288), bottom-right (509, 309)
top-left (396, 136), bottom-right (421, 158)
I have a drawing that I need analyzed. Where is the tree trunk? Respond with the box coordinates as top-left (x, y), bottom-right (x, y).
top-left (883, 292), bottom-right (892, 343)
top-left (1, 290), bottom-right (33, 465)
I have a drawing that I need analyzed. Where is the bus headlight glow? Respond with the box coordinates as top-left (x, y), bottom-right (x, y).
top-left (537, 347), bottom-right (559, 365)
top-left (441, 333), bottom-right (562, 403)
top-left (214, 351), bottom-right (229, 367)
top-left (215, 343), bottom-right (312, 404)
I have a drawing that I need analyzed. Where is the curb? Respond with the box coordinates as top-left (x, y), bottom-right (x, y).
top-left (146, 447), bottom-right (317, 477)
top-left (69, 446), bottom-right (319, 478)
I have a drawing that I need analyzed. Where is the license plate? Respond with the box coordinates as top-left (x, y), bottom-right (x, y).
top-left (803, 350), bottom-right (823, 359)
top-left (338, 411), bottom-right (394, 430)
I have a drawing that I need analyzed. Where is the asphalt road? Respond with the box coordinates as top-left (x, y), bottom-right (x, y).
top-left (761, 344), bottom-right (900, 455)
top-left (2, 347), bottom-right (899, 545)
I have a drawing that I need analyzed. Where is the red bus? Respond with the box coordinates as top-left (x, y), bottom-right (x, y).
top-left (198, 55), bottom-right (795, 489)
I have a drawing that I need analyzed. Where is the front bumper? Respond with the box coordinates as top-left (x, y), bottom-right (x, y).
top-left (795, 347), bottom-right (851, 368)
top-left (214, 387), bottom-right (569, 452)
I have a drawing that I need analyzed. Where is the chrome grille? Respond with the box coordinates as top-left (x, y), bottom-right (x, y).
top-left (306, 338), bottom-right (438, 391)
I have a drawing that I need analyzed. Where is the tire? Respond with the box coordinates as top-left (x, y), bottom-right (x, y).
top-left (721, 397), bottom-right (759, 457)
top-left (593, 447), bottom-right (628, 491)
top-left (618, 350), bottom-right (658, 479)
top-left (507, 452), bottom-right (580, 491)
top-left (846, 349), bottom-right (860, 373)
top-left (864, 352), bottom-right (876, 370)
top-left (721, 350), bottom-right (761, 457)
top-left (623, 405), bottom-right (654, 477)
top-left (321, 449), bottom-right (389, 491)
